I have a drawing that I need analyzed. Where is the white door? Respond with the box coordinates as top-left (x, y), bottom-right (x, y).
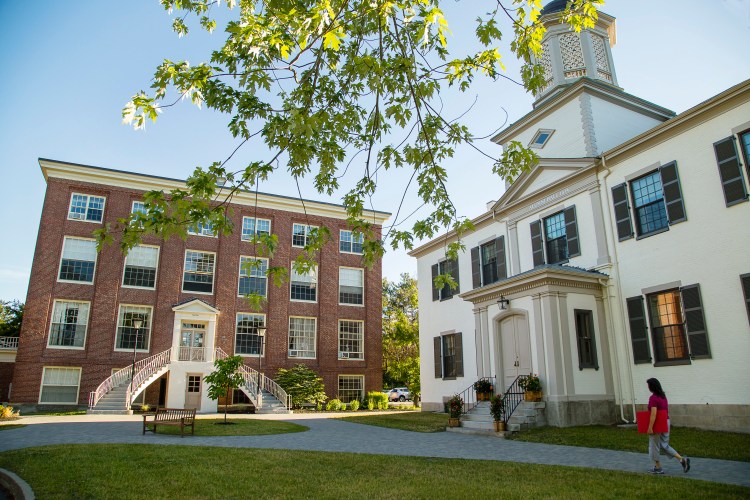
top-left (180, 322), bottom-right (206, 361)
top-left (500, 315), bottom-right (532, 391)
top-left (185, 374), bottom-right (202, 410)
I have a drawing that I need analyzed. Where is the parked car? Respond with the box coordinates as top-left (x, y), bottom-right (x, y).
top-left (388, 387), bottom-right (411, 402)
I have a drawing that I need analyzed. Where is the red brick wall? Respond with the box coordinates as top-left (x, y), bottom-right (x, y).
top-left (12, 173), bottom-right (384, 405)
top-left (0, 362), bottom-right (14, 402)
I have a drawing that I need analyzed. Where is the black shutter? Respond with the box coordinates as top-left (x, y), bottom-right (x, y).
top-left (530, 220), bottom-right (545, 267)
top-left (564, 206), bottom-right (580, 258)
top-left (681, 284), bottom-right (711, 359)
top-left (454, 332), bottom-right (464, 377)
top-left (741, 274), bottom-right (750, 328)
top-left (431, 264), bottom-right (439, 301)
top-left (626, 296), bottom-right (651, 364)
top-left (611, 183), bottom-right (634, 241)
top-left (659, 162), bottom-right (686, 224)
top-left (495, 236), bottom-right (507, 279)
top-left (450, 259), bottom-right (460, 295)
top-left (471, 247), bottom-right (481, 289)
top-left (433, 337), bottom-right (442, 378)
top-left (713, 137), bottom-right (748, 207)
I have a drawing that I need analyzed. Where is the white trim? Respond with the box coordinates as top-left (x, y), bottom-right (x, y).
top-left (46, 299), bottom-right (90, 350)
top-left (67, 192), bottom-right (106, 223)
top-left (234, 312), bottom-right (267, 357)
top-left (337, 374), bottom-right (365, 402)
top-left (291, 223), bottom-right (319, 248)
top-left (187, 222), bottom-right (217, 238)
top-left (731, 121), bottom-right (750, 136)
top-left (539, 204), bottom-right (566, 220)
top-left (121, 244), bottom-right (160, 290)
top-left (38, 366), bottom-right (82, 405)
top-left (240, 216), bottom-right (272, 241)
top-left (113, 303), bottom-right (154, 353)
top-left (338, 266), bottom-right (365, 307)
top-left (238, 255), bottom-right (269, 298)
top-left (290, 263), bottom-right (318, 303)
top-left (641, 281), bottom-right (682, 296)
top-left (624, 161), bottom-right (662, 182)
top-left (57, 236), bottom-right (98, 285)
top-left (339, 229), bottom-right (364, 254)
top-left (288, 315), bottom-right (317, 359)
top-left (181, 249), bottom-right (217, 295)
top-left (338, 319), bottom-right (365, 360)
top-left (529, 129), bottom-right (555, 149)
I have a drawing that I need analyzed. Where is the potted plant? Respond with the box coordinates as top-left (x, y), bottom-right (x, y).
top-left (447, 394), bottom-right (463, 427)
top-left (489, 393), bottom-right (505, 432)
top-left (519, 373), bottom-right (542, 402)
top-left (473, 379), bottom-right (493, 401)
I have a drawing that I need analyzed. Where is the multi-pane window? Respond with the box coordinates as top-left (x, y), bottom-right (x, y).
top-left (434, 333), bottom-right (463, 379)
top-left (288, 316), bottom-right (316, 358)
top-left (68, 193), bottom-right (105, 222)
top-left (131, 201), bottom-right (146, 215)
top-left (123, 245), bottom-right (159, 289)
top-left (631, 172), bottom-right (668, 236)
top-left (432, 259), bottom-right (459, 301)
top-left (290, 265), bottom-right (317, 302)
top-left (292, 224), bottom-right (317, 247)
top-left (338, 320), bottom-right (364, 359)
top-left (39, 367), bottom-right (81, 404)
top-left (241, 217), bottom-right (271, 240)
top-left (188, 221), bottom-right (215, 237)
top-left (183, 250), bottom-right (216, 294)
top-left (647, 290), bottom-right (689, 363)
top-left (59, 237), bottom-right (97, 283)
top-left (48, 300), bottom-right (89, 348)
top-left (339, 267), bottom-right (364, 305)
top-left (544, 211), bottom-right (568, 264)
top-left (115, 305), bottom-right (152, 351)
top-left (480, 240), bottom-right (498, 285)
top-left (338, 375), bottom-right (364, 403)
top-left (574, 310), bottom-right (598, 370)
top-left (235, 313), bottom-right (265, 356)
top-left (239, 257), bottom-right (268, 297)
top-left (340, 230), bottom-right (363, 254)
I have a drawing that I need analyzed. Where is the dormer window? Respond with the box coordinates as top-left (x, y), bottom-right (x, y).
top-left (530, 129), bottom-right (554, 149)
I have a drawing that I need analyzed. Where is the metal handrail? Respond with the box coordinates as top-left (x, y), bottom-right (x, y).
top-left (88, 347), bottom-right (172, 408)
top-left (0, 336), bottom-right (19, 350)
top-left (214, 348), bottom-right (292, 412)
top-left (457, 376), bottom-right (496, 415)
top-left (500, 375), bottom-right (528, 424)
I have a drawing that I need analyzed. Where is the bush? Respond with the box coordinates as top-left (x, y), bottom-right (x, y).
top-left (339, 402), bottom-right (347, 411)
top-left (367, 391), bottom-right (388, 410)
top-left (140, 404), bottom-right (151, 413)
top-left (275, 364), bottom-right (327, 408)
top-left (326, 399), bottom-right (342, 411)
top-left (0, 404), bottom-right (20, 419)
top-left (349, 399), bottom-right (360, 411)
top-left (367, 399), bottom-right (375, 410)
top-left (448, 394), bottom-right (463, 418)
top-left (490, 394), bottom-right (505, 422)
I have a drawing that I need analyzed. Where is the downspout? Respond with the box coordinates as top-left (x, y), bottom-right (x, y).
top-left (600, 153), bottom-right (636, 422)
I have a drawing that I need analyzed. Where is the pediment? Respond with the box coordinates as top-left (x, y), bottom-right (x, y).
top-left (172, 298), bottom-right (220, 315)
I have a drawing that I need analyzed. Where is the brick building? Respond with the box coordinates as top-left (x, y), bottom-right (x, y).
top-left (12, 159), bottom-right (389, 412)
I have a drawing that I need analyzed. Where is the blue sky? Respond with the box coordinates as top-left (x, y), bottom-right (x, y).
top-left (0, 0), bottom-right (748, 302)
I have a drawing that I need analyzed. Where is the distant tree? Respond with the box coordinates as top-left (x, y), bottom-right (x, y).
top-left (0, 301), bottom-right (23, 337)
top-left (382, 274), bottom-right (419, 396)
top-left (204, 355), bottom-right (246, 424)
top-left (275, 364), bottom-right (327, 409)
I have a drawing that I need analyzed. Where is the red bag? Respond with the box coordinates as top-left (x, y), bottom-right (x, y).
top-left (636, 410), bottom-right (668, 433)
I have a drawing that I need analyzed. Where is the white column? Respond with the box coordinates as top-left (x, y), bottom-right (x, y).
top-left (508, 222), bottom-right (521, 276)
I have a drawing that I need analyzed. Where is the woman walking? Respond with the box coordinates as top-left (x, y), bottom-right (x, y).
top-left (646, 377), bottom-right (691, 474)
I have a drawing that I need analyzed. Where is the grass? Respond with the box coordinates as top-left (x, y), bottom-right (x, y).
top-left (22, 410), bottom-right (88, 416)
top-left (341, 411), bottom-right (448, 432)
top-left (0, 444), bottom-right (746, 499)
top-left (511, 425), bottom-right (750, 462)
top-left (0, 424), bottom-right (25, 431)
top-left (151, 418), bottom-right (307, 436)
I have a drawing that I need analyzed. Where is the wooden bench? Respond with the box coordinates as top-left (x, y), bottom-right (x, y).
top-left (142, 408), bottom-right (197, 437)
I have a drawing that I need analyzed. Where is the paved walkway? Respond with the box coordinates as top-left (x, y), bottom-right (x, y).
top-left (1, 413), bottom-right (748, 488)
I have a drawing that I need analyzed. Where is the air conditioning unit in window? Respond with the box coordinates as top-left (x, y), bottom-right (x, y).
top-left (70, 213), bottom-right (84, 220)
top-left (340, 352), bottom-right (349, 359)
top-left (289, 350), bottom-right (300, 357)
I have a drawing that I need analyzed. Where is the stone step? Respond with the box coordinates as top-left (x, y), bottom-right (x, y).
top-left (446, 426), bottom-right (510, 438)
top-left (462, 414), bottom-right (494, 423)
top-left (87, 409), bottom-right (131, 415)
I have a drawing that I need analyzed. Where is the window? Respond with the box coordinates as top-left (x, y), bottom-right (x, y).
top-left (241, 217), bottom-right (271, 240)
top-left (339, 320), bottom-right (364, 359)
top-left (235, 313), bottom-right (265, 356)
top-left (239, 256), bottom-right (268, 297)
top-left (182, 250), bottom-right (216, 294)
top-left (115, 305), bottom-right (152, 351)
top-left (131, 201), bottom-right (146, 215)
top-left (292, 224), bottom-right (317, 248)
top-left (431, 259), bottom-right (460, 301)
top-left (188, 221), bottom-right (215, 237)
top-left (647, 290), bottom-right (689, 364)
top-left (59, 237), bottom-right (97, 283)
top-left (471, 237), bottom-right (507, 288)
top-left (530, 206), bottom-right (579, 267)
top-left (39, 367), bottom-right (81, 404)
top-left (529, 129), bottom-right (554, 149)
top-left (122, 245), bottom-right (159, 289)
top-left (290, 265), bottom-right (317, 302)
top-left (339, 267), bottom-right (364, 305)
top-left (68, 193), bottom-right (105, 222)
top-left (611, 162), bottom-right (686, 241)
top-left (433, 332), bottom-right (463, 379)
top-left (741, 274), bottom-right (750, 327)
top-left (574, 310), bottom-right (598, 370)
top-left (480, 241), bottom-right (499, 285)
top-left (338, 375), bottom-right (364, 403)
top-left (288, 316), bottom-right (316, 358)
top-left (340, 230), bottom-right (363, 254)
top-left (48, 300), bottom-right (89, 348)
top-left (713, 134), bottom-right (749, 206)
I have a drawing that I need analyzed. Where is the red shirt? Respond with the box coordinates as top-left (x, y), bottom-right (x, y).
top-left (648, 394), bottom-right (669, 418)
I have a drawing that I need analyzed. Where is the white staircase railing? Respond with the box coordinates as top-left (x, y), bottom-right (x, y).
top-left (0, 336), bottom-right (19, 350)
top-left (88, 348), bottom-right (172, 409)
top-left (214, 348), bottom-right (292, 412)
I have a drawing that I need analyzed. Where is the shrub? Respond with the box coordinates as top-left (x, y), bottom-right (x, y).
top-left (140, 404), bottom-right (151, 413)
top-left (367, 399), bottom-right (375, 410)
top-left (473, 379), bottom-right (493, 393)
top-left (489, 394), bottom-right (505, 422)
top-left (366, 391), bottom-right (388, 410)
top-left (0, 404), bottom-right (20, 419)
top-left (275, 364), bottom-right (327, 408)
top-left (349, 399), bottom-right (360, 411)
top-left (448, 394), bottom-right (463, 418)
top-left (326, 399), bottom-right (342, 411)
top-left (339, 402), bottom-right (347, 411)
top-left (519, 373), bottom-right (542, 392)
top-left (316, 402), bottom-right (323, 412)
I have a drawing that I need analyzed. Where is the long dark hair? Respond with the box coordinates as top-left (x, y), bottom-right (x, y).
top-left (647, 378), bottom-right (666, 398)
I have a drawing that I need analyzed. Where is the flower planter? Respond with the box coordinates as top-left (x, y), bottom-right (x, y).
top-left (493, 421), bottom-right (506, 432)
top-left (477, 392), bottom-right (491, 402)
top-left (524, 390), bottom-right (543, 402)
top-left (448, 417), bottom-right (461, 427)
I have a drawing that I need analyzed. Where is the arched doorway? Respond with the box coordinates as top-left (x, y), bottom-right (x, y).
top-left (497, 313), bottom-right (532, 391)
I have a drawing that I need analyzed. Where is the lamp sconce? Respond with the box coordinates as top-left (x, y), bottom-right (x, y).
top-left (257, 326), bottom-right (267, 338)
top-left (498, 295), bottom-right (510, 310)
top-left (132, 318), bottom-right (143, 330)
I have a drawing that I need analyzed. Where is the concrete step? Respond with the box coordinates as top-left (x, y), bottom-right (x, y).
top-left (87, 409), bottom-right (131, 415)
top-left (446, 426), bottom-right (510, 438)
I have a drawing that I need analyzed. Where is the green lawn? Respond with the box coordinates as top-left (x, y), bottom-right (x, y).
top-left (150, 418), bottom-right (307, 436)
top-left (511, 425), bottom-right (750, 462)
top-left (0, 445), bottom-right (746, 499)
top-left (341, 411), bottom-right (448, 432)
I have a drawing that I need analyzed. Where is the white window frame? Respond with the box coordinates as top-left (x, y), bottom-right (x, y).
top-left (131, 201), bottom-right (146, 215)
top-left (234, 312), bottom-right (266, 357)
top-left (67, 193), bottom-right (106, 223)
top-left (339, 230), bottom-right (364, 254)
top-left (188, 221), bottom-right (216, 237)
top-left (113, 304), bottom-right (153, 353)
top-left (288, 316), bottom-right (317, 359)
top-left (182, 250), bottom-right (217, 295)
top-left (292, 223), bottom-right (318, 248)
top-left (241, 217), bottom-right (272, 241)
top-left (122, 244), bottom-right (160, 290)
top-left (57, 236), bottom-right (98, 285)
top-left (339, 267), bottom-right (364, 306)
top-left (39, 366), bottom-right (82, 405)
top-left (290, 264), bottom-right (318, 303)
top-left (338, 319), bottom-right (364, 360)
top-left (337, 375), bottom-right (365, 403)
top-left (529, 129), bottom-right (554, 149)
top-left (47, 299), bottom-right (90, 350)
top-left (238, 256), bottom-right (269, 297)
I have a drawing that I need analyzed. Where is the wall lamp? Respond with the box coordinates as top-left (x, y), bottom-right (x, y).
top-left (498, 295), bottom-right (510, 310)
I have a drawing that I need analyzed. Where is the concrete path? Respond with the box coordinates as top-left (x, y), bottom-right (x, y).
top-left (1, 413), bottom-right (748, 488)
